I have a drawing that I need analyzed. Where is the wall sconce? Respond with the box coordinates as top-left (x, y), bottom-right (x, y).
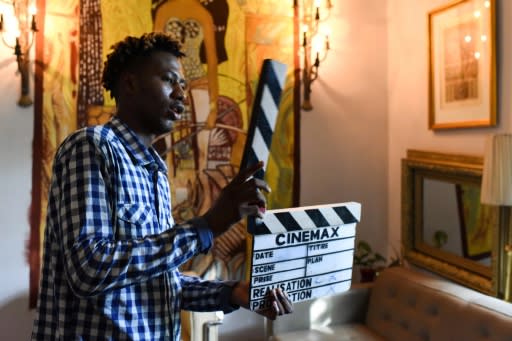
top-left (0, 0), bottom-right (37, 107)
top-left (294, 0), bottom-right (331, 111)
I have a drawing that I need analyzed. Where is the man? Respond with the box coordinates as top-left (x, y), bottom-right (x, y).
top-left (32, 32), bottom-right (292, 340)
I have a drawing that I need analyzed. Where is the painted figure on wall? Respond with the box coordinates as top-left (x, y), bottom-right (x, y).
top-left (154, 0), bottom-right (221, 216)
top-left (152, 0), bottom-right (248, 281)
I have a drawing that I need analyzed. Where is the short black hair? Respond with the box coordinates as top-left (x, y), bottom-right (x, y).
top-left (102, 32), bottom-right (185, 100)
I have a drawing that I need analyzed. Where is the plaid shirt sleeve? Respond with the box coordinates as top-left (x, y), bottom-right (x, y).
top-left (55, 132), bottom-right (210, 297)
top-left (179, 273), bottom-right (240, 313)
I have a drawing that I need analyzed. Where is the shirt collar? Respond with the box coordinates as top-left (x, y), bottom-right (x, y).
top-left (108, 116), bottom-right (168, 172)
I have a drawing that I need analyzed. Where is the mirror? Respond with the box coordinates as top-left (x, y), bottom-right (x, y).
top-left (402, 149), bottom-right (498, 295)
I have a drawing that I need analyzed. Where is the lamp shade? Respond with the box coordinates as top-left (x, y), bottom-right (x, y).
top-left (481, 134), bottom-right (512, 205)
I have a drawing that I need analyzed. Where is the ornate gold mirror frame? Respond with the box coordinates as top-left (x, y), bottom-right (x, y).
top-left (402, 149), bottom-right (498, 295)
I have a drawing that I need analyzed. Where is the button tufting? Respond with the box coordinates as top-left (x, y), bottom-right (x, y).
top-left (381, 311), bottom-right (391, 321)
top-left (419, 329), bottom-right (429, 341)
top-left (427, 305), bottom-right (438, 316)
top-left (480, 326), bottom-right (490, 337)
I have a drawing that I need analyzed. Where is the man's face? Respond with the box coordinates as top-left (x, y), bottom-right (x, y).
top-left (129, 51), bottom-right (186, 136)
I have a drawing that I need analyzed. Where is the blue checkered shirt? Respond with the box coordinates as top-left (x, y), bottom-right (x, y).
top-left (32, 117), bottom-right (238, 340)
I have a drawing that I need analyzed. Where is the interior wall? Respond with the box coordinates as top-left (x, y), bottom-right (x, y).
top-left (300, 0), bottom-right (389, 255)
top-left (0, 2), bottom-right (36, 338)
top-left (387, 0), bottom-right (512, 254)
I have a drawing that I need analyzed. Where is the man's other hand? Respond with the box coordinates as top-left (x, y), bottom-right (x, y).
top-left (230, 281), bottom-right (294, 320)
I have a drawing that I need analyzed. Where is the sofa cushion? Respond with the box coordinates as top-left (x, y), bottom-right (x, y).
top-left (272, 323), bottom-right (385, 341)
top-left (366, 267), bottom-right (473, 341)
top-left (456, 295), bottom-right (512, 340)
top-left (366, 267), bottom-right (512, 341)
top-left (270, 285), bottom-right (372, 336)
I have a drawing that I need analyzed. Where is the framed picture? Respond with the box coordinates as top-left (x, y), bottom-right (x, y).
top-left (428, 0), bottom-right (496, 130)
top-left (455, 184), bottom-right (493, 260)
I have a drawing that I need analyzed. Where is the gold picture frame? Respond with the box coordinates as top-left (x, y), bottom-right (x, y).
top-left (402, 150), bottom-right (498, 296)
top-left (428, 0), bottom-right (496, 130)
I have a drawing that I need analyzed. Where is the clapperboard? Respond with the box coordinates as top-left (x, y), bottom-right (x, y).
top-left (248, 202), bottom-right (361, 311)
top-left (236, 60), bottom-right (360, 309)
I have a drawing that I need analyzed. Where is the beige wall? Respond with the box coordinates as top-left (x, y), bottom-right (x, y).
top-left (300, 0), bottom-right (389, 256)
top-left (0, 2), bottom-right (36, 338)
top-left (386, 0), bottom-right (512, 253)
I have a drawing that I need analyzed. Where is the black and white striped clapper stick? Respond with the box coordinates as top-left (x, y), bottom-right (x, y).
top-left (238, 58), bottom-right (287, 233)
top-left (248, 202), bottom-right (361, 311)
top-left (240, 58), bottom-right (287, 181)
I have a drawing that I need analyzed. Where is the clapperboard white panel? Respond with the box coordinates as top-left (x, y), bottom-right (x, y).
top-left (248, 202), bottom-right (361, 311)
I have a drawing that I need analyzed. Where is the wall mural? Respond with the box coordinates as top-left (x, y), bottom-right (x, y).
top-left (29, 0), bottom-right (299, 307)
